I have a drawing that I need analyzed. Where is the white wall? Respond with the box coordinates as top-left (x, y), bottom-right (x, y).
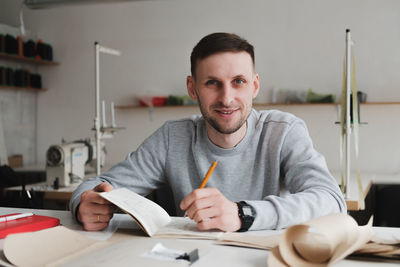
top-left (1, 0), bottom-right (400, 175)
top-left (0, 23), bottom-right (39, 164)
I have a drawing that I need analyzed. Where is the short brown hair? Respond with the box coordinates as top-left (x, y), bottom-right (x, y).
top-left (190, 32), bottom-right (255, 77)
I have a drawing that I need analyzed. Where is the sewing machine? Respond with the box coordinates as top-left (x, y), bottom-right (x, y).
top-left (45, 139), bottom-right (103, 187)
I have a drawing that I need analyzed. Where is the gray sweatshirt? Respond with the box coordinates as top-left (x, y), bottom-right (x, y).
top-left (70, 109), bottom-right (346, 230)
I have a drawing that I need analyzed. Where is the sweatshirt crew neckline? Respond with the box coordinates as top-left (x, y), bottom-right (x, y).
top-left (199, 109), bottom-right (256, 157)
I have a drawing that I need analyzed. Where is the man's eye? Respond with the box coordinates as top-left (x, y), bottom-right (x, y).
top-left (206, 80), bottom-right (218, 86)
top-left (234, 78), bottom-right (246, 84)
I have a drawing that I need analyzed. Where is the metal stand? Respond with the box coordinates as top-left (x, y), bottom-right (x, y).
top-left (94, 42), bottom-right (123, 176)
top-left (344, 29), bottom-right (352, 199)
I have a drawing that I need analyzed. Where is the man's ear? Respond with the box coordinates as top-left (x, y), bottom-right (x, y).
top-left (187, 76), bottom-right (198, 100)
top-left (252, 74), bottom-right (260, 99)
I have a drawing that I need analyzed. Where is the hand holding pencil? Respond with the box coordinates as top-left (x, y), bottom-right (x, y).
top-left (180, 161), bottom-right (242, 232)
top-left (182, 161), bottom-right (217, 217)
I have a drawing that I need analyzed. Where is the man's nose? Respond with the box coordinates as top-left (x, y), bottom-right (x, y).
top-left (219, 84), bottom-right (234, 106)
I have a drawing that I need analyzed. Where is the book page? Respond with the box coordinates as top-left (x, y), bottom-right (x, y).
top-left (154, 217), bottom-right (224, 240)
top-left (100, 188), bottom-right (171, 236)
top-left (215, 232), bottom-right (281, 250)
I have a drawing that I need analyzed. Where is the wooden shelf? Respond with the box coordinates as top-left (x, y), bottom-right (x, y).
top-left (0, 53), bottom-right (59, 65)
top-left (0, 52), bottom-right (58, 92)
top-left (0, 85), bottom-right (47, 92)
top-left (254, 102), bottom-right (337, 107)
top-left (256, 102), bottom-right (400, 106)
top-left (359, 102), bottom-right (400, 105)
top-left (115, 102), bottom-right (400, 110)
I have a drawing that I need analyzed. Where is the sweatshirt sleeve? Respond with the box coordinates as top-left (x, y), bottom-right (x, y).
top-left (246, 119), bottom-right (346, 230)
top-left (69, 122), bottom-right (170, 219)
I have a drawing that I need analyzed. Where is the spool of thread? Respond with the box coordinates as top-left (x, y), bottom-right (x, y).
top-left (17, 36), bottom-right (23, 57)
top-left (23, 40), bottom-right (35, 58)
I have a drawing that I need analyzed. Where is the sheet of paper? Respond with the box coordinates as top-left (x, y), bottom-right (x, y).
top-left (64, 214), bottom-right (124, 241)
top-left (3, 226), bottom-right (102, 267)
top-left (100, 188), bottom-right (171, 236)
top-left (59, 235), bottom-right (210, 267)
top-left (65, 213), bottom-right (141, 242)
top-left (2, 220), bottom-right (208, 267)
top-left (267, 213), bottom-right (374, 267)
top-left (370, 230), bottom-right (400, 245)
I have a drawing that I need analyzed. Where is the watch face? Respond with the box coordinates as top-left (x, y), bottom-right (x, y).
top-left (243, 206), bottom-right (252, 216)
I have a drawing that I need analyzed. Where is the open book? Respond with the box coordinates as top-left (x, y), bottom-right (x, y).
top-left (99, 188), bottom-right (223, 239)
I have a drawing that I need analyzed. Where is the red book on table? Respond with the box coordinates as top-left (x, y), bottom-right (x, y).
top-left (0, 213), bottom-right (60, 238)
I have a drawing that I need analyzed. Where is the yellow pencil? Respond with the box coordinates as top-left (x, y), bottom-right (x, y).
top-left (199, 161), bottom-right (218, 188)
top-left (184, 161), bottom-right (218, 217)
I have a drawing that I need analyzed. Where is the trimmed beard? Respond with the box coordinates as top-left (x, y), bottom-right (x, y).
top-left (197, 97), bottom-right (250, 135)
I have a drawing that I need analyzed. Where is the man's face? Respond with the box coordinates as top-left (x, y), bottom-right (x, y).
top-left (187, 51), bottom-right (259, 135)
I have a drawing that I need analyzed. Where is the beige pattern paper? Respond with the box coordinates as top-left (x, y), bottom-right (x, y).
top-left (268, 213), bottom-right (373, 267)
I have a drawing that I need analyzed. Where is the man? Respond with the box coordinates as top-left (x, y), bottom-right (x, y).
top-left (70, 32), bottom-right (346, 232)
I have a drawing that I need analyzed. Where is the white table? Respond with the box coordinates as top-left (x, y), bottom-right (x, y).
top-left (0, 207), bottom-right (399, 267)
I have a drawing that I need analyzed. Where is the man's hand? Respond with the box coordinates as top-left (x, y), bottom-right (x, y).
top-left (180, 188), bottom-right (241, 232)
top-left (77, 182), bottom-right (116, 231)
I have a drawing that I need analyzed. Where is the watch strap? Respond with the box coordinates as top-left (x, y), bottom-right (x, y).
top-left (236, 201), bottom-right (255, 232)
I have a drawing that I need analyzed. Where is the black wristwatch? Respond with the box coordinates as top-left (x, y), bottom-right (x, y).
top-left (236, 201), bottom-right (256, 232)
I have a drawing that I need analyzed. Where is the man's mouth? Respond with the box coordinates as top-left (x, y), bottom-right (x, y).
top-left (215, 108), bottom-right (239, 116)
top-left (218, 110), bottom-right (233, 114)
